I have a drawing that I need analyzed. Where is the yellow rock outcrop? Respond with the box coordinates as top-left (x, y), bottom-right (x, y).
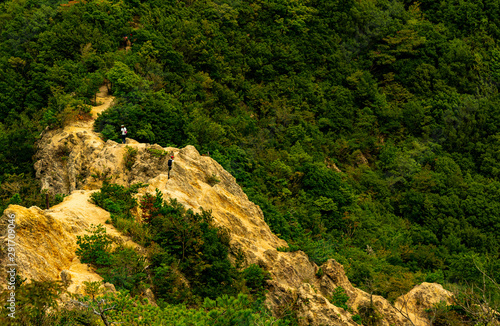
top-left (0, 88), bottom-right (455, 325)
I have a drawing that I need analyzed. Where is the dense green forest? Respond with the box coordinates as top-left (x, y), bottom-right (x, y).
top-left (1, 0), bottom-right (500, 323)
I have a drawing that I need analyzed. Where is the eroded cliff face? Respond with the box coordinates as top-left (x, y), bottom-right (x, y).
top-left (0, 191), bottom-right (138, 294)
top-left (1, 89), bottom-right (454, 325)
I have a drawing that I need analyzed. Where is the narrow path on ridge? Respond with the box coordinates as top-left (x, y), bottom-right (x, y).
top-left (64, 84), bottom-right (115, 135)
top-left (57, 85), bottom-right (145, 238)
top-left (61, 85), bottom-right (221, 238)
top-left (45, 85), bottom-right (142, 290)
top-left (91, 85), bottom-right (115, 118)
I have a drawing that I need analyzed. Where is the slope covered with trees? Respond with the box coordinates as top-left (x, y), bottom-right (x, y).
top-left (1, 0), bottom-right (499, 314)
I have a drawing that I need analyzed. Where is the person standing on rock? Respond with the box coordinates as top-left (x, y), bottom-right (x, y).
top-left (121, 125), bottom-right (127, 144)
top-left (168, 156), bottom-right (174, 179)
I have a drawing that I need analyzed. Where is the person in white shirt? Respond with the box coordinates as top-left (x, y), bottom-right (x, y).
top-left (121, 125), bottom-right (127, 144)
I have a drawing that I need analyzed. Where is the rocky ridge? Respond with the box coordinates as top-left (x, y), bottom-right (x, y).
top-left (1, 87), bottom-right (454, 325)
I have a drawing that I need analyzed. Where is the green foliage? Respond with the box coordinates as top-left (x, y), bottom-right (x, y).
top-left (0, 174), bottom-right (69, 212)
top-left (86, 182), bottom-right (281, 316)
top-left (76, 224), bottom-right (147, 295)
top-left (0, 278), bottom-right (286, 325)
top-left (107, 61), bottom-right (148, 96)
top-left (54, 193), bottom-right (67, 205)
top-left (151, 263), bottom-right (193, 305)
top-left (352, 314), bottom-right (362, 324)
top-left (8, 193), bottom-right (21, 205)
top-left (242, 264), bottom-right (270, 296)
top-left (94, 90), bottom-right (188, 147)
top-left (123, 145), bottom-right (138, 170)
top-left (72, 283), bottom-right (285, 326)
top-left (90, 182), bottom-right (147, 220)
top-left (44, 86), bottom-right (93, 129)
top-left (114, 216), bottom-right (151, 245)
top-left (97, 246), bottom-right (148, 296)
top-left (296, 235), bottom-right (340, 265)
top-left (89, 182), bottom-right (151, 247)
top-left (146, 197), bottom-right (240, 301)
top-left (330, 286), bottom-right (352, 312)
top-left (0, 279), bottom-right (89, 326)
top-left (76, 224), bottom-right (113, 266)
top-left (426, 302), bottom-right (469, 326)
top-left (101, 124), bottom-right (119, 142)
top-left (136, 122), bottom-right (156, 143)
top-left (357, 301), bottom-right (382, 326)
top-left (146, 147), bottom-right (167, 157)
top-left (206, 173), bottom-right (221, 186)
top-left (203, 294), bottom-right (281, 326)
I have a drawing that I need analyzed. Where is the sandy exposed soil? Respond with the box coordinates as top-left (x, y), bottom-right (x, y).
top-left (42, 86), bottom-right (140, 293)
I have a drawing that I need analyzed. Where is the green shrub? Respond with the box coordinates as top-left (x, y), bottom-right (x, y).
top-left (297, 235), bottom-right (340, 265)
top-left (203, 294), bottom-right (282, 326)
top-left (0, 281), bottom-right (284, 326)
top-left (330, 286), bottom-right (351, 312)
top-left (101, 124), bottom-right (119, 142)
top-left (0, 280), bottom-right (77, 326)
top-left (0, 175), bottom-right (73, 213)
top-left (8, 193), bottom-right (22, 205)
top-left (146, 147), bottom-right (167, 157)
top-left (152, 263), bottom-right (193, 305)
top-left (140, 189), bottom-right (164, 223)
top-left (54, 193), bottom-right (67, 204)
top-left (90, 182), bottom-right (147, 219)
top-left (124, 146), bottom-right (138, 170)
top-left (146, 197), bottom-right (240, 301)
top-left (114, 216), bottom-right (151, 245)
top-left (76, 224), bottom-right (113, 266)
top-left (425, 269), bottom-right (445, 284)
top-left (74, 286), bottom-right (284, 325)
top-left (137, 123), bottom-right (156, 142)
top-left (357, 302), bottom-right (382, 326)
top-left (206, 173), bottom-right (221, 186)
top-left (243, 264), bottom-right (270, 296)
top-left (76, 224), bottom-right (150, 296)
top-left (277, 244), bottom-right (301, 252)
top-left (98, 246), bottom-right (148, 296)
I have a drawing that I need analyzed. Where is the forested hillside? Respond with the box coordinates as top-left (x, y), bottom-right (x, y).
top-left (1, 0), bottom-right (499, 313)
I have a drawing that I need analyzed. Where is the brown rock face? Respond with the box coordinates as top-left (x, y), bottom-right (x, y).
top-left (1, 93), bottom-right (453, 325)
